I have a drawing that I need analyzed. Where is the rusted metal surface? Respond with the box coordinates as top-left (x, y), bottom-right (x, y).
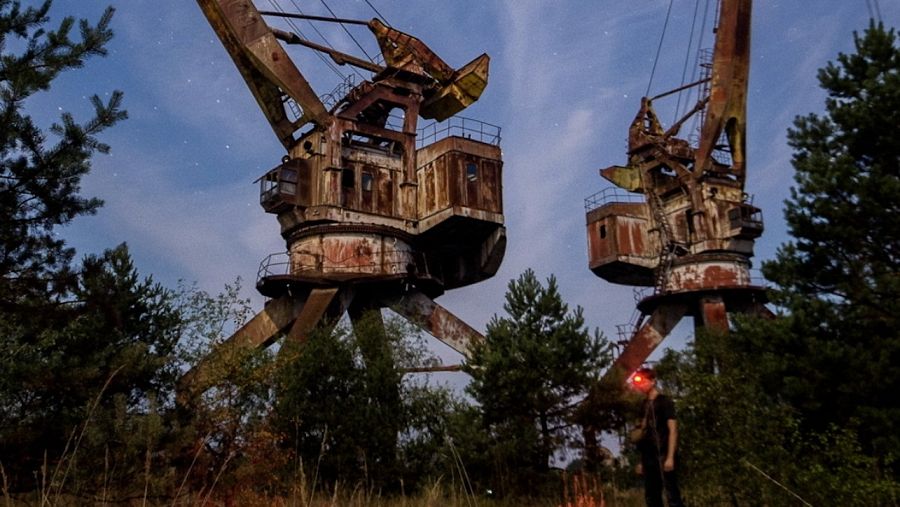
top-left (698, 296), bottom-right (729, 332)
top-left (367, 19), bottom-right (489, 121)
top-left (663, 253), bottom-right (751, 292)
top-left (177, 296), bottom-right (303, 403)
top-left (610, 303), bottom-right (688, 378)
top-left (588, 0), bottom-right (768, 380)
top-left (390, 290), bottom-right (484, 357)
top-left (194, 0), bottom-right (505, 290)
top-left (695, 0), bottom-right (752, 181)
top-left (183, 2), bottom-right (502, 400)
top-left (284, 287), bottom-right (341, 344)
top-left (196, 0), bottom-right (329, 147)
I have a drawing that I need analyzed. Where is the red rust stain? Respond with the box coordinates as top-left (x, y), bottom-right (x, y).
top-left (323, 238), bottom-right (373, 268)
top-left (701, 300), bottom-right (728, 330)
top-left (701, 265), bottom-right (739, 287)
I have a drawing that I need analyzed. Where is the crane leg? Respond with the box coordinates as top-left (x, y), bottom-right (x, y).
top-left (610, 302), bottom-right (688, 377)
top-left (177, 295), bottom-right (303, 404)
top-left (389, 290), bottom-right (484, 358)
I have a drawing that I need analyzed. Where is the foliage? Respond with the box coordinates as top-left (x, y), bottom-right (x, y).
top-left (0, 0), bottom-right (125, 305)
top-left (274, 311), bottom-right (464, 493)
top-left (0, 244), bottom-right (182, 494)
top-left (659, 324), bottom-right (899, 506)
top-left (464, 269), bottom-right (611, 495)
top-left (762, 20), bottom-right (900, 470)
top-left (0, 2), bottom-right (192, 497)
top-left (168, 279), bottom-right (279, 496)
top-left (655, 22), bottom-right (900, 505)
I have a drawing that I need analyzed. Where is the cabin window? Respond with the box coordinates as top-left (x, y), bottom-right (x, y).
top-left (260, 172), bottom-right (278, 203)
top-left (341, 168), bottom-right (355, 207)
top-left (361, 171), bottom-right (374, 193)
top-left (342, 168), bottom-right (355, 189)
top-left (466, 163), bottom-right (478, 182)
top-left (280, 167), bottom-right (297, 196)
top-left (600, 224), bottom-right (607, 239)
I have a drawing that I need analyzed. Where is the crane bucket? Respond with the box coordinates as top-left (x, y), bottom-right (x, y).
top-left (421, 54), bottom-right (490, 121)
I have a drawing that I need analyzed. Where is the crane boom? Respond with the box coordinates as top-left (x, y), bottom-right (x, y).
top-left (196, 0), bottom-right (331, 149)
top-left (586, 0), bottom-right (765, 381)
top-left (695, 0), bottom-right (752, 182)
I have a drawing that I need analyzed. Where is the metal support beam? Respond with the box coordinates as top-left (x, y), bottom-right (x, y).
top-left (609, 302), bottom-right (688, 377)
top-left (177, 296), bottom-right (303, 403)
top-left (698, 295), bottom-right (729, 332)
top-left (284, 287), bottom-right (341, 344)
top-left (389, 290), bottom-right (484, 358)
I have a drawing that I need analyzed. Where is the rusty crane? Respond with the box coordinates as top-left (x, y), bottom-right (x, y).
top-left (585, 0), bottom-right (771, 380)
top-left (179, 0), bottom-right (504, 400)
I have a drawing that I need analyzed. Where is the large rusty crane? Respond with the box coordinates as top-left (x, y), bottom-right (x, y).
top-left (179, 0), bottom-right (505, 400)
top-left (585, 0), bottom-right (770, 379)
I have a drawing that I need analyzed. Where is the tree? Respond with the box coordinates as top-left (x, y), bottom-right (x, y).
top-left (0, 1), bottom-right (125, 307)
top-left (464, 269), bottom-right (610, 494)
top-left (761, 21), bottom-right (900, 465)
top-left (0, 244), bottom-right (182, 492)
top-left (655, 22), bottom-right (900, 505)
top-left (0, 2), bottom-right (190, 495)
top-left (273, 311), bottom-right (448, 492)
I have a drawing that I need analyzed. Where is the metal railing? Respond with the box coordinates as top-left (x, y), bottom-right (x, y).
top-left (320, 75), bottom-right (357, 111)
top-left (749, 268), bottom-right (771, 288)
top-left (257, 250), bottom-right (427, 282)
top-left (416, 116), bottom-right (501, 148)
top-left (584, 186), bottom-right (646, 213)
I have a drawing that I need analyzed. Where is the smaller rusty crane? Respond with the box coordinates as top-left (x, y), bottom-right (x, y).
top-left (178, 0), bottom-right (505, 402)
top-left (585, 0), bottom-right (771, 380)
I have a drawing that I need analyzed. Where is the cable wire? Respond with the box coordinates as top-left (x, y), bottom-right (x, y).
top-left (364, 0), bottom-right (391, 27)
top-left (319, 0), bottom-right (376, 63)
top-left (646, 0), bottom-right (676, 97)
top-left (284, 0), bottom-right (369, 81)
top-left (674, 0), bottom-right (704, 123)
top-left (267, 0), bottom-right (347, 80)
top-left (687, 0), bottom-right (714, 140)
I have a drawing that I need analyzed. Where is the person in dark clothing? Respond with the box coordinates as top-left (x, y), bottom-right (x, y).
top-left (632, 367), bottom-right (685, 507)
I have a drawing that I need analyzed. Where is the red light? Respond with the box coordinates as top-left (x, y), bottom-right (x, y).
top-left (632, 375), bottom-right (644, 384)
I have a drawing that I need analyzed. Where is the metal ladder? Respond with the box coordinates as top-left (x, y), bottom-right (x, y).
top-left (649, 190), bottom-right (676, 294)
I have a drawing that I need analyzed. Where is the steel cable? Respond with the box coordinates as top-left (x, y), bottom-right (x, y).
top-left (319, 0), bottom-right (377, 63)
top-left (267, 0), bottom-right (347, 80)
top-left (364, 0), bottom-right (391, 27)
top-left (646, 0), bottom-right (676, 97)
top-left (284, 0), bottom-right (369, 81)
top-left (674, 0), bottom-right (703, 123)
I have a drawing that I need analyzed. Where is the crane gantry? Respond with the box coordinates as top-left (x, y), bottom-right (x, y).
top-left (179, 0), bottom-right (505, 401)
top-left (585, 0), bottom-right (771, 380)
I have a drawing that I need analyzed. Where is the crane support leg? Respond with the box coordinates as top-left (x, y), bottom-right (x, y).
top-left (610, 303), bottom-right (688, 377)
top-left (698, 295), bottom-right (729, 332)
top-left (179, 288), bottom-right (342, 404)
top-left (284, 287), bottom-right (341, 345)
top-left (177, 295), bottom-right (302, 403)
top-left (389, 290), bottom-right (484, 358)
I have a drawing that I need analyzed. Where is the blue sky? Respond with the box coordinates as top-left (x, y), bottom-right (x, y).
top-left (33, 1), bottom-right (899, 364)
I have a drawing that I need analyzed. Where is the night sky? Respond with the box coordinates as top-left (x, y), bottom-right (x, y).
top-left (33, 0), bottom-right (899, 365)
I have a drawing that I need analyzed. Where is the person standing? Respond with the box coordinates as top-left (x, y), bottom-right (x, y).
top-left (632, 366), bottom-right (685, 507)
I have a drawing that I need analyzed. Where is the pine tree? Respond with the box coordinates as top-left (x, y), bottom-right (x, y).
top-left (0, 2), bottom-right (188, 493)
top-left (0, 0), bottom-right (126, 307)
top-left (464, 269), bottom-right (609, 493)
top-left (761, 21), bottom-right (900, 462)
